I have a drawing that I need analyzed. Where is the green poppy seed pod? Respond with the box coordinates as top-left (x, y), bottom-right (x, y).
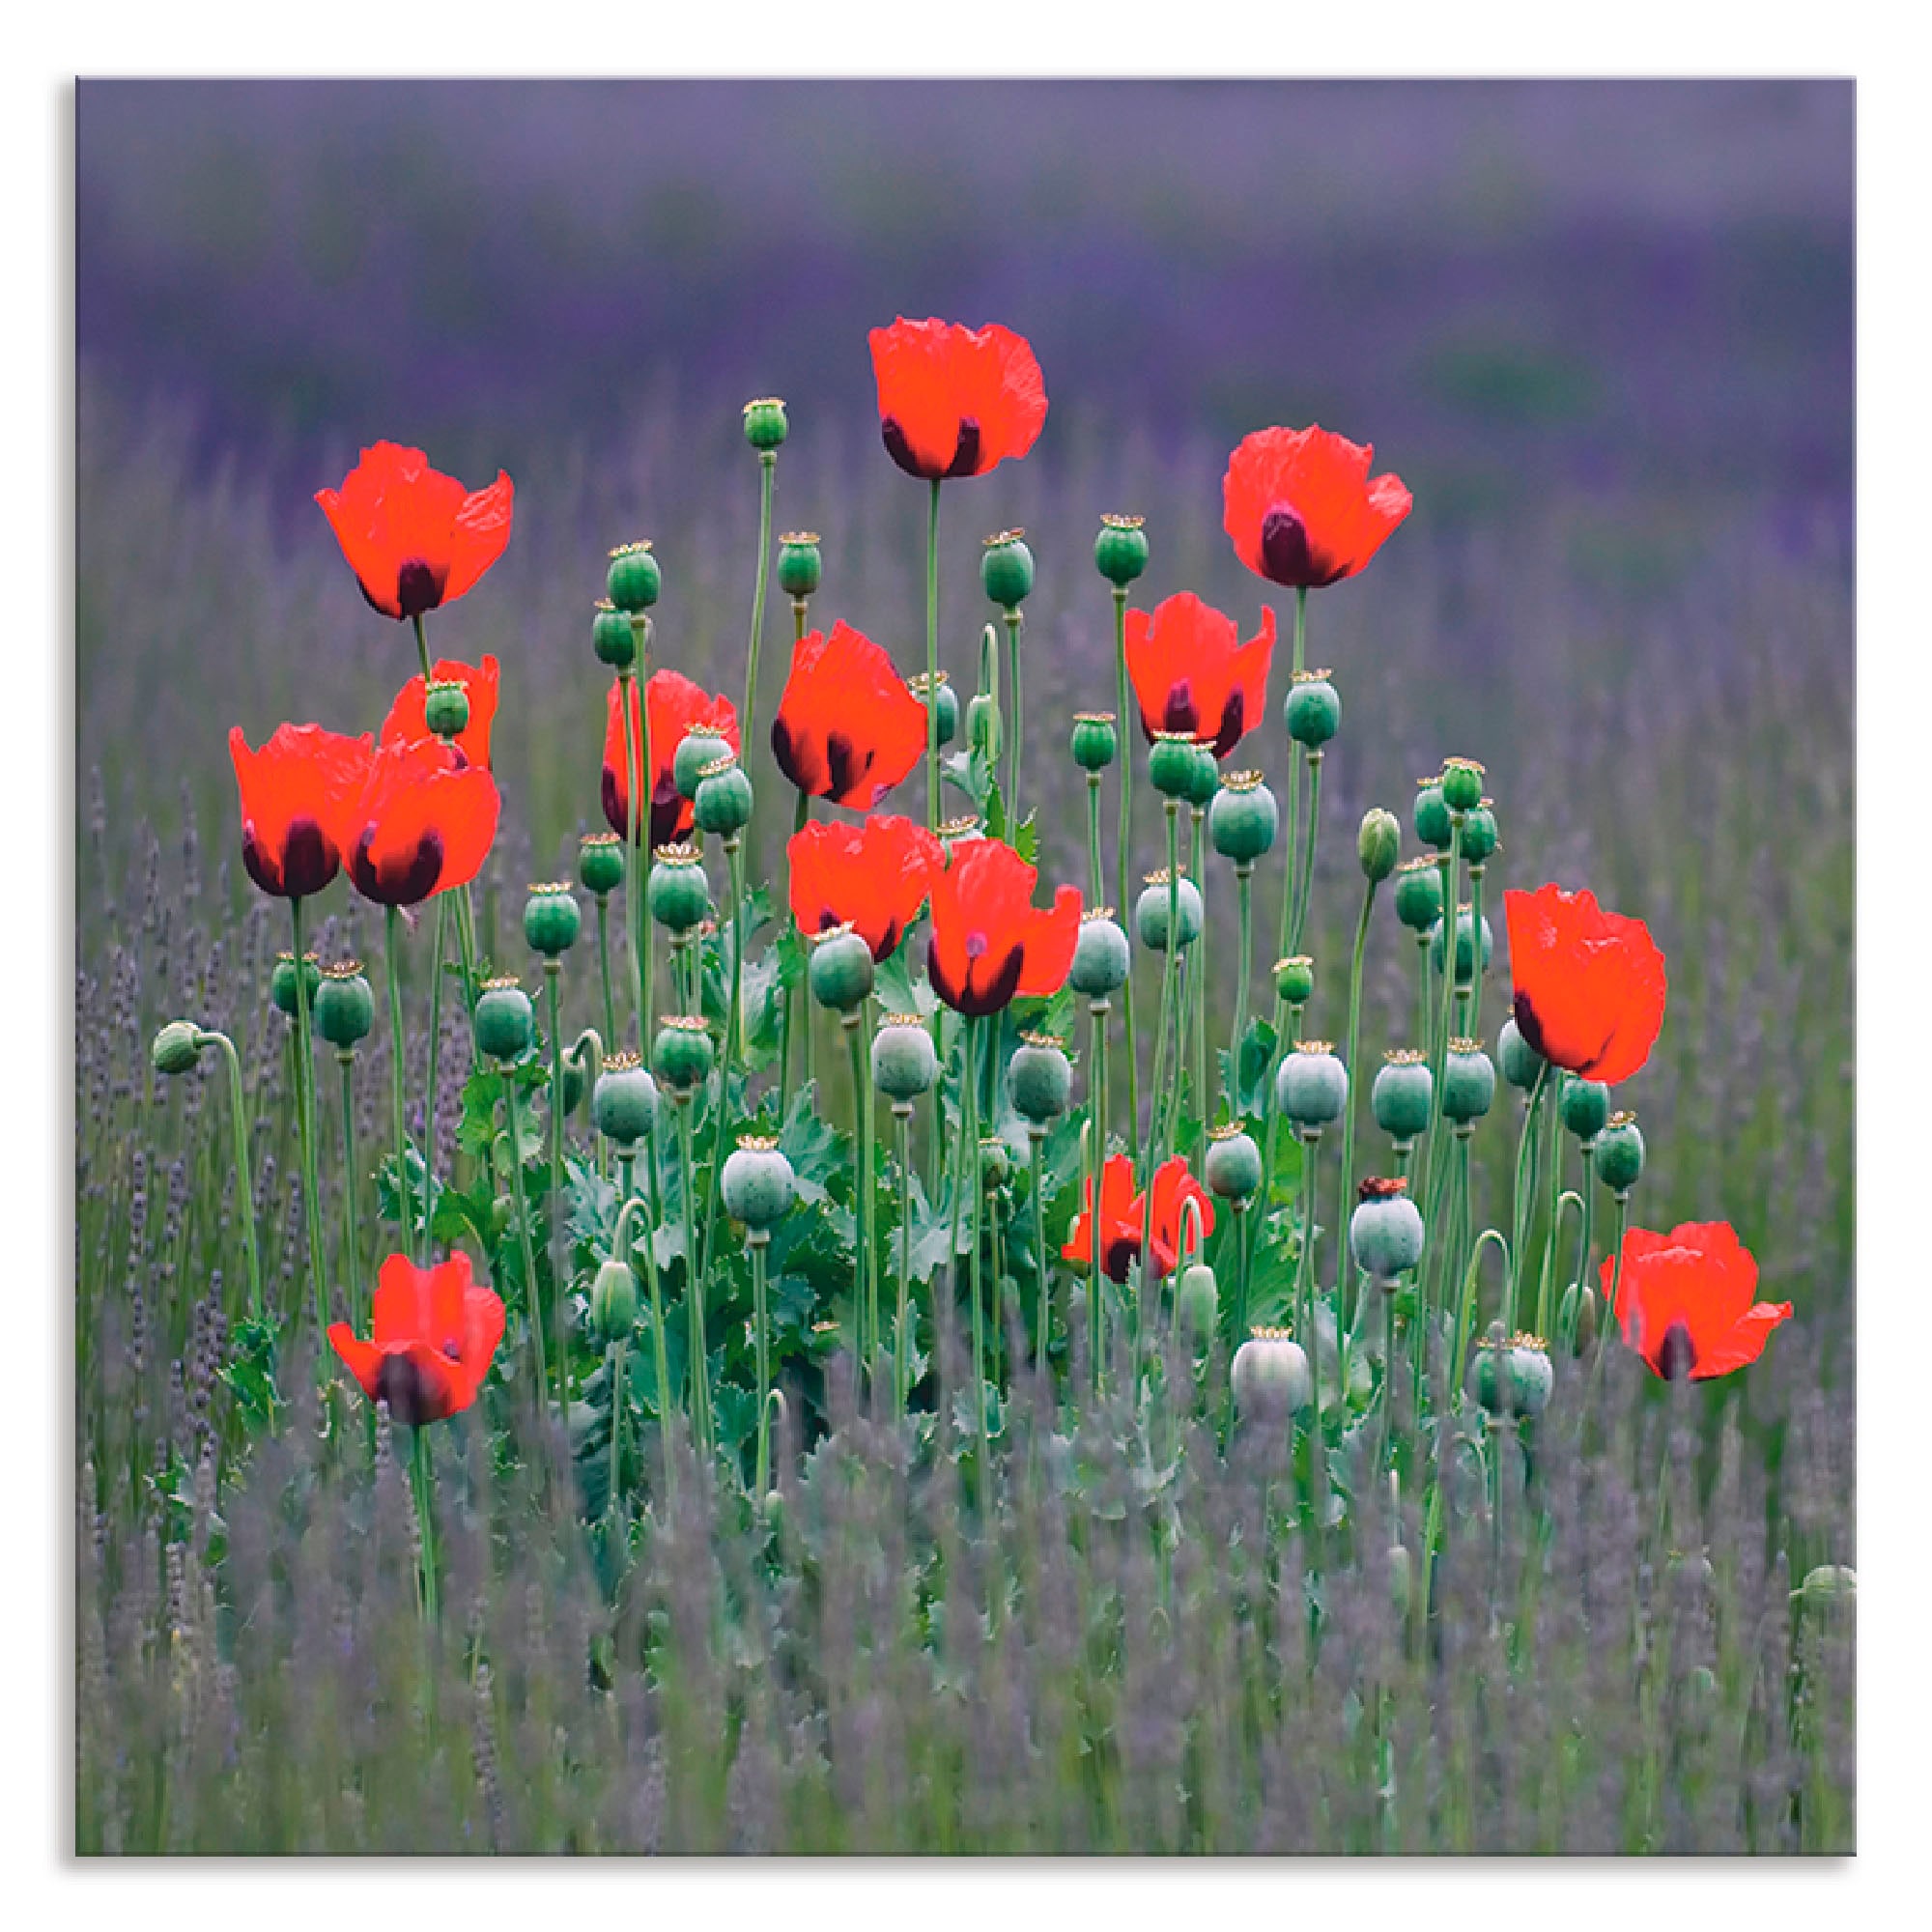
top-left (524, 882), bottom-right (582, 957)
top-left (1357, 807), bottom-right (1401, 883)
top-left (722, 1134), bottom-right (796, 1230)
top-left (647, 846), bottom-right (712, 933)
top-left (1350, 1178), bottom-right (1425, 1285)
top-left (1208, 770), bottom-right (1278, 864)
top-left (1430, 905), bottom-right (1493, 985)
top-left (152, 1021), bottom-right (203, 1078)
top-left (1070, 711), bottom-right (1118, 773)
top-left (979, 1136), bottom-right (1013, 1190)
top-left (743, 396), bottom-right (789, 452)
top-left (777, 530), bottom-right (822, 599)
top-left (1561, 1074), bottom-right (1610, 1143)
top-left (474, 979), bottom-right (534, 1063)
top-left (1497, 1016), bottom-right (1545, 1091)
top-left (651, 1016), bottom-right (715, 1094)
top-left (873, 1012), bottom-right (939, 1103)
top-left (1008, 1033), bottom-right (1072, 1124)
top-left (592, 600), bottom-right (638, 669)
top-left (1394, 855), bottom-right (1444, 933)
top-left (1412, 778), bottom-right (1452, 852)
top-left (1372, 1050), bottom-right (1434, 1142)
top-left (314, 962), bottom-right (376, 1050)
top-left (1205, 1124), bottom-right (1264, 1202)
top-left (808, 924), bottom-right (875, 1013)
top-left (1468, 1330), bottom-right (1555, 1417)
top-left (1135, 870), bottom-right (1203, 952)
top-left (1232, 1327), bottom-right (1312, 1421)
top-left (1796, 1565), bottom-right (1858, 1611)
top-left (423, 678), bottom-right (470, 739)
top-left (1177, 1264), bottom-right (1219, 1353)
top-left (270, 952), bottom-right (321, 1018)
top-left (673, 728), bottom-right (731, 802)
top-left (910, 672), bottom-right (958, 748)
top-left (980, 528), bottom-right (1035, 609)
top-left (1460, 800), bottom-right (1499, 866)
top-left (1094, 513), bottom-right (1149, 586)
top-left (693, 757), bottom-right (754, 838)
top-left (967, 691), bottom-right (1002, 766)
top-left (1069, 911), bottom-right (1130, 999)
top-left (1596, 1113), bottom-right (1645, 1194)
top-left (1572, 1284), bottom-right (1598, 1354)
top-left (592, 1054), bottom-right (658, 1145)
top-left (606, 541), bottom-right (661, 613)
top-left (1148, 731), bottom-right (1213, 802)
top-left (590, 1259), bottom-right (639, 1344)
top-left (1440, 757), bottom-right (1485, 814)
top-left (1179, 753), bottom-right (1221, 811)
top-left (1278, 1041), bottom-right (1348, 1129)
top-left (579, 832), bottom-right (625, 897)
top-left (1441, 1038), bottom-right (1496, 1124)
top-left (1285, 668), bottom-right (1341, 748)
top-left (1273, 954), bottom-right (1315, 1007)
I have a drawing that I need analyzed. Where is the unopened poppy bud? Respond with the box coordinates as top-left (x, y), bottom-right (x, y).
top-left (1205, 1123), bottom-right (1263, 1202)
top-left (1561, 1074), bottom-right (1610, 1143)
top-left (1595, 1113), bottom-right (1645, 1194)
top-left (1357, 807), bottom-right (1400, 883)
top-left (980, 528), bottom-right (1034, 609)
top-left (474, 978), bottom-right (534, 1063)
top-left (1274, 954), bottom-right (1315, 1007)
top-left (1468, 1328), bottom-right (1554, 1416)
top-left (1430, 905), bottom-right (1493, 985)
top-left (591, 1259), bottom-right (639, 1343)
top-left (314, 961), bottom-right (375, 1049)
top-left (524, 882), bottom-right (582, 957)
top-left (1497, 1016), bottom-right (1545, 1091)
top-left (808, 924), bottom-right (875, 1013)
top-left (423, 678), bottom-right (470, 739)
top-left (1148, 730), bottom-right (1213, 802)
top-left (1394, 855), bottom-right (1443, 932)
top-left (1373, 1049), bottom-right (1433, 1142)
top-left (1441, 1037), bottom-right (1495, 1124)
top-left (593, 1053), bottom-right (658, 1145)
top-left (152, 1021), bottom-right (203, 1077)
top-left (1135, 869), bottom-right (1203, 952)
top-left (873, 1012), bottom-right (939, 1102)
top-left (1558, 1280), bottom-right (1598, 1355)
top-left (1232, 1326), bottom-right (1312, 1420)
top-left (1209, 770), bottom-right (1278, 864)
top-left (1094, 512), bottom-right (1149, 587)
top-left (1070, 711), bottom-right (1118, 772)
top-left (1177, 1263), bottom-right (1219, 1352)
top-left (722, 1134), bottom-right (795, 1229)
top-left (1388, 1544), bottom-right (1413, 1619)
top-left (966, 691), bottom-right (1001, 765)
top-left (1412, 778), bottom-right (1452, 852)
top-left (561, 1055), bottom-right (585, 1118)
top-left (1350, 1177), bottom-right (1424, 1286)
top-left (1285, 668), bottom-right (1341, 748)
top-left (909, 671), bottom-right (958, 748)
top-left (592, 600), bottom-right (637, 669)
top-left (1460, 799), bottom-right (1499, 866)
top-left (673, 728), bottom-right (732, 802)
top-left (777, 531), bottom-right (821, 599)
top-left (648, 845), bottom-right (712, 932)
top-left (652, 1015), bottom-right (715, 1094)
top-left (1008, 1032), bottom-right (1072, 1124)
top-left (693, 756), bottom-right (753, 838)
top-left (579, 832), bottom-right (625, 897)
top-left (1440, 756), bottom-right (1485, 814)
top-left (1069, 911), bottom-right (1130, 999)
top-left (607, 540), bottom-right (661, 613)
top-left (742, 396), bottom-right (789, 452)
top-left (979, 1136), bottom-right (1012, 1190)
top-left (270, 952), bottom-right (321, 1018)
top-left (1278, 1040), bottom-right (1348, 1130)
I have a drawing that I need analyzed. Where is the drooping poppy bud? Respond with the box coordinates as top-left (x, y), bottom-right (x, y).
top-left (152, 1021), bottom-right (203, 1077)
top-left (591, 1259), bottom-right (639, 1344)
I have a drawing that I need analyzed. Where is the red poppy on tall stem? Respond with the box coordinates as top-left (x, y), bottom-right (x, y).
top-left (1063, 1153), bottom-right (1216, 1282)
top-left (1504, 883), bottom-right (1667, 1086)
top-left (868, 317), bottom-right (1048, 480)
top-left (602, 671), bottom-right (740, 850)
top-left (926, 836), bottom-right (1081, 1017)
top-left (1223, 425), bottom-right (1412, 590)
top-left (1601, 1221), bottom-right (1790, 1381)
top-left (1141, 1156), bottom-right (1217, 1278)
top-left (346, 737), bottom-right (500, 907)
top-left (1124, 592), bottom-right (1278, 757)
top-left (328, 1251), bottom-right (506, 1425)
top-left (382, 654), bottom-right (501, 769)
top-left (228, 723), bottom-right (376, 899)
top-left (788, 813), bottom-right (945, 962)
top-left (771, 622), bottom-right (927, 809)
top-left (316, 442), bottom-right (514, 621)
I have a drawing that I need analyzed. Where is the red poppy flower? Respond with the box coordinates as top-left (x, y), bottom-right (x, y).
top-left (316, 441), bottom-right (514, 621)
top-left (228, 722), bottom-right (376, 899)
top-left (771, 621), bottom-right (927, 809)
top-left (868, 316), bottom-right (1048, 481)
top-left (1123, 592), bottom-right (1278, 757)
top-left (926, 836), bottom-right (1081, 1017)
top-left (346, 737), bottom-right (500, 907)
top-left (788, 813), bottom-right (945, 962)
top-left (602, 671), bottom-right (742, 850)
top-left (327, 1251), bottom-right (506, 1425)
top-left (1504, 884), bottom-right (1667, 1086)
top-left (381, 654), bottom-right (501, 769)
top-left (1063, 1153), bottom-right (1216, 1283)
top-left (1600, 1221), bottom-right (1791, 1381)
top-left (1223, 425), bottom-right (1412, 590)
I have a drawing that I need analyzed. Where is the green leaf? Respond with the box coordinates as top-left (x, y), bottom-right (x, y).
top-left (778, 1078), bottom-right (851, 1210)
top-left (1217, 1017), bottom-right (1279, 1121)
top-left (873, 928), bottom-right (935, 1021)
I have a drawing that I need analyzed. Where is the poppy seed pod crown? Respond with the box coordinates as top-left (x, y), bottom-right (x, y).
top-left (1070, 711), bottom-right (1119, 773)
top-left (743, 397), bottom-right (789, 452)
top-left (314, 960), bottom-right (376, 1049)
top-left (777, 531), bottom-right (822, 600)
top-left (980, 528), bottom-right (1035, 609)
top-left (1209, 770), bottom-right (1279, 864)
top-left (606, 540), bottom-right (661, 613)
top-left (873, 1013), bottom-right (939, 1104)
top-left (1094, 513), bottom-right (1150, 586)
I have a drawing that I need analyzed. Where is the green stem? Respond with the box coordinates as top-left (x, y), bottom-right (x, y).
top-left (1569, 1145), bottom-right (1599, 1349)
top-left (1580, 1193), bottom-right (1632, 1434)
top-left (1111, 588), bottom-right (1141, 1151)
top-left (1506, 1064), bottom-right (1553, 1338)
top-left (1289, 751), bottom-right (1323, 957)
top-left (674, 1097), bottom-right (710, 1458)
top-left (925, 479), bottom-right (942, 835)
top-left (752, 1236), bottom-right (773, 1494)
top-left (383, 905), bottom-right (413, 1263)
top-left (1447, 1180), bottom-right (1502, 1400)
top-left (336, 1050), bottom-right (361, 1332)
top-left (894, 1103), bottom-right (915, 1421)
top-left (1531, 1100), bottom-right (1566, 1341)
top-left (1085, 774), bottom-right (1104, 909)
top-left (291, 899), bottom-right (330, 1340)
top-left (1230, 864), bottom-right (1254, 1078)
top-left (545, 964), bottom-right (568, 1402)
top-left (1332, 876), bottom-right (1379, 1393)
top-left (743, 451), bottom-right (777, 757)
top-left (1274, 589), bottom-right (1308, 965)
top-left (696, 838), bottom-right (749, 1293)
top-left (616, 1178), bottom-right (675, 1506)
top-left (1467, 865), bottom-right (1488, 1046)
top-left (595, 895), bottom-right (618, 1066)
top-left (410, 612), bottom-right (432, 682)
top-left (1416, 813), bottom-right (1466, 1208)
top-left (1005, 609), bottom-right (1024, 824)
top-left (779, 789), bottom-right (810, 1121)
top-left (618, 667), bottom-right (645, 1050)
top-left (1030, 1129), bottom-right (1050, 1386)
top-left (1089, 998), bottom-right (1110, 1397)
top-left (500, 1066), bottom-right (552, 1420)
top-left (410, 1425), bottom-right (438, 1623)
top-left (846, 1014), bottom-right (875, 1388)
top-left (954, 1017), bottom-right (990, 1520)
top-left (196, 1028), bottom-right (263, 1322)
top-left (608, 1338), bottom-right (626, 1527)
top-left (424, 895), bottom-right (447, 1216)
top-left (1188, 807), bottom-right (1208, 1162)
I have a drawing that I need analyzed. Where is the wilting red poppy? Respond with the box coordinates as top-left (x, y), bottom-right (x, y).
top-left (1223, 425), bottom-right (1412, 590)
top-left (346, 737), bottom-right (500, 907)
top-left (788, 813), bottom-right (945, 961)
top-left (328, 1251), bottom-right (506, 1424)
top-left (927, 836), bottom-right (1081, 1017)
top-left (602, 670), bottom-right (741, 849)
top-left (316, 441), bottom-right (514, 621)
top-left (1063, 1153), bottom-right (1216, 1282)
top-left (868, 316), bottom-right (1048, 481)
top-left (228, 722), bottom-right (376, 899)
top-left (1601, 1221), bottom-right (1790, 1381)
top-left (771, 622), bottom-right (927, 809)
top-left (1504, 883), bottom-right (1667, 1086)
top-left (1124, 592), bottom-right (1278, 757)
top-left (381, 654), bottom-right (501, 769)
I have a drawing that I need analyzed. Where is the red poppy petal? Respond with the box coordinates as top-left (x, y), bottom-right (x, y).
top-left (1692, 1301), bottom-right (1793, 1379)
top-left (441, 473), bottom-right (516, 604)
top-left (327, 1323), bottom-right (384, 1400)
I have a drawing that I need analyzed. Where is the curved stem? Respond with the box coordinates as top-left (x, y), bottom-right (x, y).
top-left (1568, 1146), bottom-right (1599, 1349)
top-left (925, 478), bottom-right (942, 834)
top-left (1579, 1193), bottom-right (1633, 1435)
top-left (197, 1029), bottom-right (262, 1322)
top-left (291, 899), bottom-right (330, 1339)
top-left (608, 1338), bottom-right (627, 1528)
top-left (742, 451), bottom-right (777, 757)
top-left (1112, 587), bottom-right (1141, 1148)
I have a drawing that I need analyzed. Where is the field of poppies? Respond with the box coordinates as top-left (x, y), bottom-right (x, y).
top-left (73, 298), bottom-right (1855, 1853)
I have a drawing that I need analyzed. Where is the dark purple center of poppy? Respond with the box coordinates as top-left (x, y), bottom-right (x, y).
top-left (1260, 504), bottom-right (1317, 587)
top-left (945, 418), bottom-right (981, 478)
top-left (1656, 1320), bottom-right (1697, 1382)
top-left (1160, 681), bottom-right (1201, 736)
top-left (395, 557), bottom-right (442, 621)
top-left (880, 414), bottom-right (982, 480)
top-left (375, 1352), bottom-right (437, 1427)
top-left (824, 731), bottom-right (872, 804)
top-left (1512, 990), bottom-right (1547, 1059)
top-left (353, 826), bottom-right (446, 907)
top-left (244, 814), bottom-right (335, 900)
